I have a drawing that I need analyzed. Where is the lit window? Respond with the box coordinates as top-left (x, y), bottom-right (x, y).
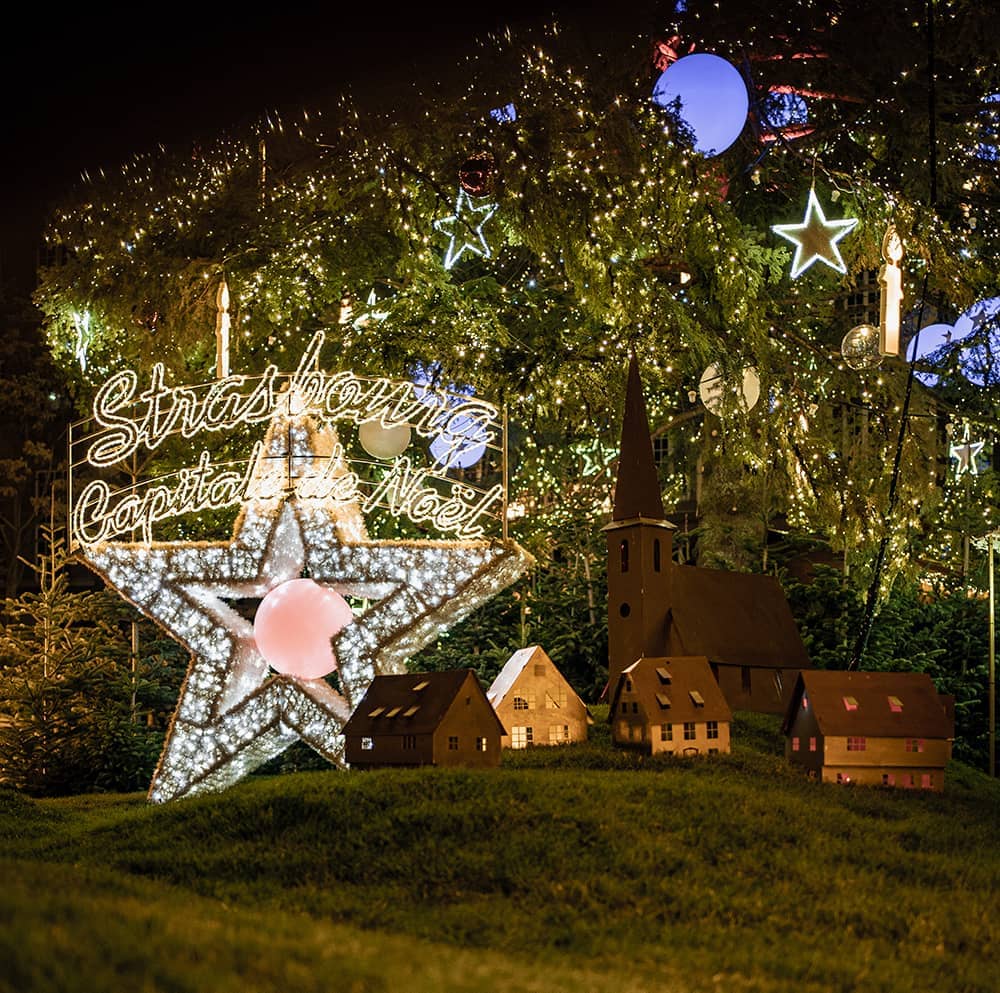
top-left (511, 727), bottom-right (528, 749)
top-left (843, 696), bottom-right (858, 711)
top-left (792, 737), bottom-right (801, 752)
top-left (689, 690), bottom-right (705, 707)
top-left (802, 694), bottom-right (809, 710)
top-left (888, 695), bottom-right (903, 713)
top-left (773, 671), bottom-right (784, 696)
top-left (683, 722), bottom-right (696, 741)
top-left (402, 734), bottom-right (416, 750)
top-left (707, 721), bottom-right (719, 740)
top-left (361, 737), bottom-right (374, 751)
top-left (403, 705), bottom-right (419, 717)
top-left (368, 707), bottom-right (385, 718)
top-left (882, 773), bottom-right (895, 786)
top-left (656, 667), bottom-right (671, 684)
top-left (905, 738), bottom-right (924, 753)
top-left (618, 721), bottom-right (628, 738)
top-left (385, 706), bottom-right (402, 718)
top-left (921, 773), bottom-right (932, 789)
top-left (655, 692), bottom-right (671, 709)
top-left (847, 736), bottom-right (866, 751)
top-left (448, 736), bottom-right (459, 750)
top-left (809, 737), bottom-right (817, 752)
top-left (514, 696), bottom-right (530, 711)
top-left (526, 726), bottom-right (533, 744)
top-left (412, 681), bottom-right (429, 692)
top-left (548, 725), bottom-right (568, 743)
top-left (661, 723), bottom-right (672, 742)
top-left (476, 737), bottom-right (488, 752)
top-left (836, 772), bottom-right (851, 784)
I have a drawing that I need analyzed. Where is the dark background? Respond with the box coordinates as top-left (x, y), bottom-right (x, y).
top-left (1, 5), bottom-right (610, 295)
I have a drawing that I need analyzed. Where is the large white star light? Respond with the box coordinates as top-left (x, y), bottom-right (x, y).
top-left (950, 422), bottom-right (985, 478)
top-left (81, 399), bottom-right (532, 803)
top-left (434, 188), bottom-right (497, 269)
top-left (772, 188), bottom-right (858, 278)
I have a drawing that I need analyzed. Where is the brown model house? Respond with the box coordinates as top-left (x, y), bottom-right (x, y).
top-left (343, 669), bottom-right (506, 769)
top-left (603, 354), bottom-right (811, 715)
top-left (781, 670), bottom-right (954, 790)
top-left (487, 645), bottom-right (592, 748)
top-left (609, 656), bottom-right (732, 755)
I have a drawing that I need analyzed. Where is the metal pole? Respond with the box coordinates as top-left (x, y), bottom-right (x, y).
top-left (501, 403), bottom-right (509, 542)
top-left (991, 536), bottom-right (996, 777)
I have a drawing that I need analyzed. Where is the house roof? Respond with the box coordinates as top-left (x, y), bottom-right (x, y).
top-left (610, 656), bottom-right (733, 725)
top-left (611, 353), bottom-right (666, 523)
top-left (782, 670), bottom-right (954, 739)
top-left (668, 564), bottom-right (812, 670)
top-left (486, 644), bottom-right (586, 710)
top-left (343, 669), bottom-right (505, 737)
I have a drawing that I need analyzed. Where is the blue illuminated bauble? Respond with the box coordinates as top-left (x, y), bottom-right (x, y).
top-left (954, 297), bottom-right (1000, 387)
top-left (952, 296), bottom-right (1000, 344)
top-left (652, 53), bottom-right (749, 156)
top-left (762, 88), bottom-right (808, 129)
top-left (905, 323), bottom-right (958, 387)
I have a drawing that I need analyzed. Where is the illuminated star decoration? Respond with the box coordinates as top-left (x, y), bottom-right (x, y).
top-left (81, 396), bottom-right (532, 803)
top-left (433, 188), bottom-right (497, 269)
top-left (950, 422), bottom-right (985, 477)
top-left (772, 188), bottom-right (858, 278)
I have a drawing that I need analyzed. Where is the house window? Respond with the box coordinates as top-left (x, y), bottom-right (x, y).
top-left (792, 736), bottom-right (800, 752)
top-left (618, 721), bottom-right (628, 739)
top-left (548, 725), bottom-right (568, 743)
top-left (620, 539), bottom-right (629, 573)
top-left (683, 722), bottom-right (696, 741)
top-left (534, 663), bottom-right (546, 677)
top-left (847, 736), bottom-right (866, 751)
top-left (625, 677), bottom-right (633, 692)
top-left (621, 702), bottom-right (629, 714)
top-left (412, 681), bottom-right (429, 692)
top-left (655, 692), bottom-right (671, 709)
top-left (809, 737), bottom-right (817, 752)
top-left (632, 702), bottom-right (639, 714)
top-left (402, 734), bottom-right (416, 750)
top-left (511, 726), bottom-right (528, 749)
top-left (655, 667), bottom-right (671, 684)
top-left (907, 774), bottom-right (916, 788)
top-left (448, 736), bottom-right (459, 750)
top-left (476, 737), bottom-right (488, 752)
top-left (707, 721), bottom-right (719, 740)
top-left (773, 671), bottom-right (784, 697)
top-left (905, 738), bottom-right (925, 753)
top-left (526, 727), bottom-right (533, 745)
top-left (689, 690), bottom-right (705, 707)
top-left (661, 723), bottom-right (672, 742)
top-left (921, 773), bottom-right (932, 789)
top-left (836, 772), bottom-right (851, 784)
top-left (882, 773), bottom-right (895, 786)
top-left (741, 667), bottom-right (751, 694)
top-left (843, 696), bottom-right (858, 711)
top-left (361, 737), bottom-right (374, 751)
top-left (514, 696), bottom-right (530, 711)
top-left (888, 695), bottom-right (903, 713)
top-left (653, 538), bottom-right (661, 572)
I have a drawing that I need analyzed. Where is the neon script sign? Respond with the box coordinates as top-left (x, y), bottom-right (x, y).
top-left (70, 331), bottom-right (506, 546)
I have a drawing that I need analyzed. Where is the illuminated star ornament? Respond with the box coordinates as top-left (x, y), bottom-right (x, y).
top-left (79, 395), bottom-right (532, 803)
top-left (772, 188), bottom-right (858, 278)
top-left (950, 422), bottom-right (985, 478)
top-left (434, 188), bottom-right (497, 269)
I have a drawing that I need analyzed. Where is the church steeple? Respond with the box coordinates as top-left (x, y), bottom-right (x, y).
top-left (613, 352), bottom-right (666, 523)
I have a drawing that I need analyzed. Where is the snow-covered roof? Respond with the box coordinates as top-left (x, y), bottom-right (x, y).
top-left (487, 645), bottom-right (545, 706)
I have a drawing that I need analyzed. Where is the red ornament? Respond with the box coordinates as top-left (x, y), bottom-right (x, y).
top-left (458, 152), bottom-right (495, 197)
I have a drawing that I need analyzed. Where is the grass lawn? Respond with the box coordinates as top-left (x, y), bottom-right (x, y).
top-left (1, 713), bottom-right (998, 993)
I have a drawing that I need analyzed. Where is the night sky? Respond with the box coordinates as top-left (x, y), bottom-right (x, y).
top-left (0, 4), bottom-right (602, 295)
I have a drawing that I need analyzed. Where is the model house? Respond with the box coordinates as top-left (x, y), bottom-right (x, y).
top-left (781, 669), bottom-right (954, 790)
top-left (603, 355), bottom-right (812, 714)
top-left (487, 645), bottom-right (592, 748)
top-left (609, 655), bottom-right (732, 755)
top-left (343, 668), bottom-right (506, 768)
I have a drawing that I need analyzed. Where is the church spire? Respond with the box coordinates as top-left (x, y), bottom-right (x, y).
top-left (612, 353), bottom-right (666, 522)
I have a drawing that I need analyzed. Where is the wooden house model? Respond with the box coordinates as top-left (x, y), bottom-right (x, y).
top-left (603, 355), bottom-right (811, 715)
top-left (486, 645), bottom-right (592, 748)
top-left (343, 669), bottom-right (506, 769)
top-left (781, 670), bottom-right (954, 790)
top-left (609, 656), bottom-right (732, 755)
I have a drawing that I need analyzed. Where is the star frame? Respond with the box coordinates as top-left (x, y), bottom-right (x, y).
top-left (772, 188), bottom-right (858, 278)
top-left (80, 400), bottom-right (532, 802)
top-left (434, 188), bottom-right (498, 269)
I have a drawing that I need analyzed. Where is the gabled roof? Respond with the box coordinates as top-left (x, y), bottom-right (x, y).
top-left (610, 656), bottom-right (732, 725)
top-left (611, 353), bottom-right (667, 523)
top-left (343, 669), bottom-right (505, 737)
top-left (486, 644), bottom-right (584, 709)
top-left (668, 564), bottom-right (811, 670)
top-left (782, 670), bottom-right (954, 739)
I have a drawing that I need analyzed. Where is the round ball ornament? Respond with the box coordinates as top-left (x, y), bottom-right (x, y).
top-left (841, 324), bottom-right (883, 371)
top-left (358, 418), bottom-right (411, 460)
top-left (459, 152), bottom-right (495, 197)
top-left (652, 53), bottom-right (749, 157)
top-left (253, 578), bottom-right (354, 680)
top-left (698, 363), bottom-right (760, 416)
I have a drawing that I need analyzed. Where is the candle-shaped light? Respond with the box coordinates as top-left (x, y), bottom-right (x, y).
top-left (879, 225), bottom-right (903, 356)
top-left (215, 278), bottom-right (230, 378)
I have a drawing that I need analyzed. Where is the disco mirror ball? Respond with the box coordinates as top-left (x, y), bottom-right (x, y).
top-left (841, 324), bottom-right (883, 371)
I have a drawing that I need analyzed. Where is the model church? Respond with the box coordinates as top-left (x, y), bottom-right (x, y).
top-left (604, 355), bottom-right (812, 715)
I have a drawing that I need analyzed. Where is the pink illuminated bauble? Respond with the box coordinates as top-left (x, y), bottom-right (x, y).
top-left (253, 578), bottom-right (353, 680)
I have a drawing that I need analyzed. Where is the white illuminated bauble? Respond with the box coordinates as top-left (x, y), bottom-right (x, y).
top-left (652, 53), bottom-right (749, 156)
top-left (358, 419), bottom-right (411, 460)
top-left (698, 364), bottom-right (760, 415)
top-left (841, 324), bottom-right (883, 371)
top-left (430, 412), bottom-right (488, 469)
top-left (254, 578), bottom-right (353, 681)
